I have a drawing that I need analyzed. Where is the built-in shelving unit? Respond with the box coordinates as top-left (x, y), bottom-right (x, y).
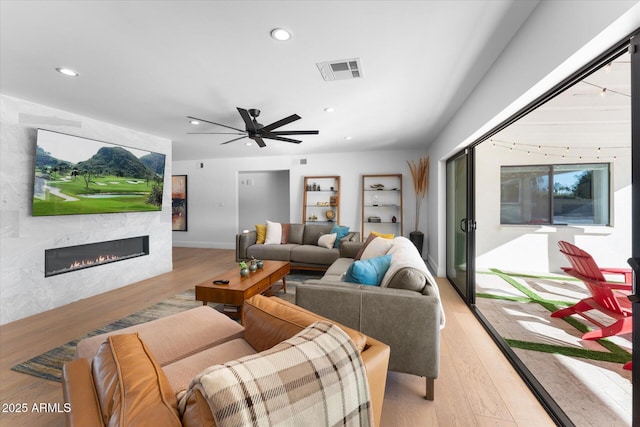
top-left (361, 174), bottom-right (403, 237)
top-left (302, 176), bottom-right (340, 225)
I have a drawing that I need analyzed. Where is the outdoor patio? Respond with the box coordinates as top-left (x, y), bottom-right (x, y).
top-left (475, 269), bottom-right (632, 426)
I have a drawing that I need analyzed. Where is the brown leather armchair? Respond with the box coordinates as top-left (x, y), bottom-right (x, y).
top-left (62, 295), bottom-right (390, 427)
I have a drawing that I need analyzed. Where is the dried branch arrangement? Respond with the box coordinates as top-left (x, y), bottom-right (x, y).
top-left (407, 157), bottom-right (429, 231)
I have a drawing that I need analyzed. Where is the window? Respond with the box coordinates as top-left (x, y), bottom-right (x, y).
top-left (500, 163), bottom-right (610, 225)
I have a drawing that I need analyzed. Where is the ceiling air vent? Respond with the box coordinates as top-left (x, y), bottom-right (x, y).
top-left (316, 58), bottom-right (362, 81)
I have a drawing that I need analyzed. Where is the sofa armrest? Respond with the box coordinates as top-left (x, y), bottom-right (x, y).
top-left (296, 283), bottom-right (441, 379)
top-left (345, 231), bottom-right (360, 242)
top-left (340, 241), bottom-right (363, 258)
top-left (236, 231), bottom-right (257, 261)
top-left (62, 358), bottom-right (104, 427)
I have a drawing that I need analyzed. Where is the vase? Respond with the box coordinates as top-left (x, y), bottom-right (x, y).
top-left (409, 231), bottom-right (424, 256)
top-left (257, 260), bottom-right (264, 269)
top-left (249, 262), bottom-right (257, 272)
top-left (240, 268), bottom-right (249, 277)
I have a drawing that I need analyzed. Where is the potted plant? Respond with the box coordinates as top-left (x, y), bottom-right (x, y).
top-left (239, 261), bottom-right (249, 276)
top-left (407, 157), bottom-right (429, 255)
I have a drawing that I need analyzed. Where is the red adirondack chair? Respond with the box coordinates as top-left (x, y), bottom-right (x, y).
top-left (552, 240), bottom-right (633, 342)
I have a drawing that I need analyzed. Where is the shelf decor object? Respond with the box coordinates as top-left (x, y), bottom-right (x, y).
top-left (302, 176), bottom-right (340, 224)
top-left (407, 157), bottom-right (429, 255)
top-left (361, 174), bottom-right (403, 238)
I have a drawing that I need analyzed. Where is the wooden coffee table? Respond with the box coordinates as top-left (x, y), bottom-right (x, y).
top-left (195, 260), bottom-right (290, 321)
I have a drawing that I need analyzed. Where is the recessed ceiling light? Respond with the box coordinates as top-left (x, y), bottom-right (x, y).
top-left (344, 136), bottom-right (352, 140)
top-left (245, 142), bottom-right (253, 146)
top-left (270, 28), bottom-right (291, 41)
top-left (189, 119), bottom-right (199, 125)
top-left (55, 67), bottom-right (79, 77)
top-left (324, 107), bottom-right (335, 113)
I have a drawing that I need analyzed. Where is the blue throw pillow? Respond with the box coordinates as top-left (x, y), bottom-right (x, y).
top-left (343, 254), bottom-right (392, 286)
top-left (330, 225), bottom-right (350, 248)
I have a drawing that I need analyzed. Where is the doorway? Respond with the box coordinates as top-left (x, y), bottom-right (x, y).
top-left (238, 170), bottom-right (290, 231)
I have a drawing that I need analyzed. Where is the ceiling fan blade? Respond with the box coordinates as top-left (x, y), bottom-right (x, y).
top-left (263, 135), bottom-right (302, 144)
top-left (220, 135), bottom-right (248, 145)
top-left (269, 130), bottom-right (319, 135)
top-left (237, 108), bottom-right (257, 132)
top-left (253, 137), bottom-right (267, 148)
top-left (261, 114), bottom-right (301, 132)
top-left (188, 132), bottom-right (246, 135)
top-left (187, 116), bottom-right (245, 133)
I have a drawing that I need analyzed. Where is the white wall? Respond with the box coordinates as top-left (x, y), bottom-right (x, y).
top-left (0, 95), bottom-right (173, 325)
top-left (238, 170), bottom-right (290, 231)
top-left (172, 149), bottom-right (427, 248)
top-left (426, 1), bottom-right (640, 275)
top-left (474, 143), bottom-right (632, 273)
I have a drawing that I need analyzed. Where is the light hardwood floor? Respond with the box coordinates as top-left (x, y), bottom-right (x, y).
top-left (0, 248), bottom-right (554, 426)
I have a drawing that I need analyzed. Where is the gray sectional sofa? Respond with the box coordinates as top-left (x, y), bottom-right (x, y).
top-left (236, 223), bottom-right (360, 270)
top-left (236, 226), bottom-right (443, 399)
top-left (295, 235), bottom-right (444, 400)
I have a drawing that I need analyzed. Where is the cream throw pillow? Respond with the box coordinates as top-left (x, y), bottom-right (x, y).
top-left (360, 236), bottom-right (393, 259)
top-left (317, 233), bottom-right (337, 249)
top-left (265, 220), bottom-right (282, 245)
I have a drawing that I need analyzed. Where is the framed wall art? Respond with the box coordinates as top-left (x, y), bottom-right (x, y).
top-left (171, 175), bottom-right (187, 231)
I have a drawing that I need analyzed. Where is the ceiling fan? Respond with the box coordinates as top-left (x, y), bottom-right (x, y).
top-left (187, 107), bottom-right (319, 148)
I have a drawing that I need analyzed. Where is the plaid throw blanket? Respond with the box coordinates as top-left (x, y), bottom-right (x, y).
top-left (180, 321), bottom-right (373, 427)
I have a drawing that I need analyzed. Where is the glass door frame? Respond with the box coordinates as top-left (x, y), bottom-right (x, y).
top-left (445, 148), bottom-right (476, 304)
top-left (629, 33), bottom-right (640, 427)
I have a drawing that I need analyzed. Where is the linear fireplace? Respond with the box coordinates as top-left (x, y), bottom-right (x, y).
top-left (45, 236), bottom-right (149, 277)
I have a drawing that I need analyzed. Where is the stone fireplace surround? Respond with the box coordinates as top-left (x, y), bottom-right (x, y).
top-left (1, 95), bottom-right (172, 325)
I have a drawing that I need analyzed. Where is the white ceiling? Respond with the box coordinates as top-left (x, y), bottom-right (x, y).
top-left (1, 1), bottom-right (542, 160)
top-left (492, 54), bottom-right (631, 160)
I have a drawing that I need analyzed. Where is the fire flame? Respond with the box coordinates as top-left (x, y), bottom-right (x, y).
top-left (69, 254), bottom-right (120, 269)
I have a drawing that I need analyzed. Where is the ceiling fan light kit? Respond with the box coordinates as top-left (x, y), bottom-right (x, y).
top-left (187, 107), bottom-right (319, 148)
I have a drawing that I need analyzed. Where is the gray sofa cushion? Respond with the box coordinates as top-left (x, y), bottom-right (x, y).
top-left (246, 244), bottom-right (297, 261)
top-left (290, 245), bottom-right (340, 266)
top-left (385, 267), bottom-right (427, 293)
top-left (302, 224), bottom-right (334, 245)
top-left (340, 241), bottom-right (363, 259)
top-left (289, 224), bottom-right (305, 244)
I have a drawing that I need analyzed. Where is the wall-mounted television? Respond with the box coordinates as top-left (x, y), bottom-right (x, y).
top-left (32, 129), bottom-right (166, 216)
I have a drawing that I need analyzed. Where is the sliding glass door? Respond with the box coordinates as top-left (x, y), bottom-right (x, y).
top-left (446, 149), bottom-right (475, 302)
top-left (446, 31), bottom-right (639, 425)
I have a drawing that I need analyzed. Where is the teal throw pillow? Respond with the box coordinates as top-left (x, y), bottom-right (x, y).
top-left (330, 225), bottom-right (350, 248)
top-left (343, 254), bottom-right (392, 286)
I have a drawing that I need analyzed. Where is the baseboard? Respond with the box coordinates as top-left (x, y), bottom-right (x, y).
top-left (427, 253), bottom-right (439, 276)
top-left (171, 241), bottom-right (235, 250)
